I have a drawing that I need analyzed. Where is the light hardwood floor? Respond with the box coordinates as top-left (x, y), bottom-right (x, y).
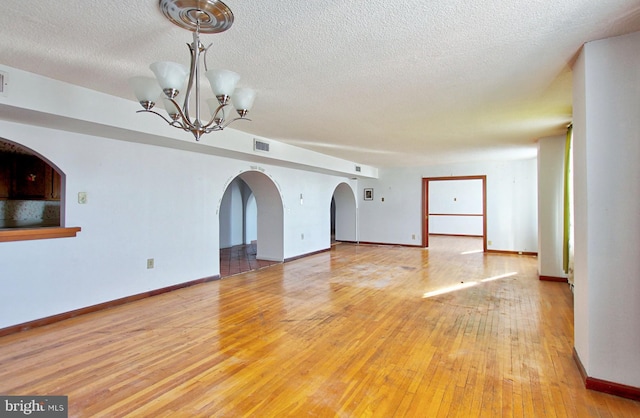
top-left (1, 236), bottom-right (639, 417)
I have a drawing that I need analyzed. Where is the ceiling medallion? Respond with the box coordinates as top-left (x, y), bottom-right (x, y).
top-left (159, 0), bottom-right (234, 34)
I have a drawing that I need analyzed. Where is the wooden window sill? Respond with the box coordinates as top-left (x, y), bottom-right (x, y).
top-left (0, 227), bottom-right (81, 243)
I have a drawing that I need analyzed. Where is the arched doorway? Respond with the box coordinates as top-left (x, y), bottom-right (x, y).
top-left (219, 171), bottom-right (284, 277)
top-left (0, 139), bottom-right (64, 229)
top-left (331, 182), bottom-right (357, 243)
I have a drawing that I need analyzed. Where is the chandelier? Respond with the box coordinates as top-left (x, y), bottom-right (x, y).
top-left (129, 0), bottom-right (256, 141)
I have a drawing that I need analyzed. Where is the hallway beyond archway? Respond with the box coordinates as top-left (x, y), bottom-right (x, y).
top-left (219, 242), bottom-right (280, 277)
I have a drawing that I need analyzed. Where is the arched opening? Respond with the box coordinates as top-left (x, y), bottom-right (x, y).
top-left (331, 182), bottom-right (357, 243)
top-left (0, 138), bottom-right (63, 229)
top-left (219, 171), bottom-right (284, 277)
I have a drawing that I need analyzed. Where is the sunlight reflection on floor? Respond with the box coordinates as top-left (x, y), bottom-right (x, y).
top-left (460, 249), bottom-right (484, 255)
top-left (422, 271), bottom-right (518, 298)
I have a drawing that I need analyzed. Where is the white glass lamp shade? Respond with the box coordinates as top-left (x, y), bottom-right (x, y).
top-left (162, 98), bottom-right (178, 119)
top-left (162, 91), bottom-right (184, 119)
top-left (232, 88), bottom-right (256, 112)
top-left (149, 61), bottom-right (189, 94)
top-left (205, 69), bottom-right (240, 98)
top-left (128, 76), bottom-right (162, 102)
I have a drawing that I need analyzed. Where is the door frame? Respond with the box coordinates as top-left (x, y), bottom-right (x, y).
top-left (422, 175), bottom-right (487, 252)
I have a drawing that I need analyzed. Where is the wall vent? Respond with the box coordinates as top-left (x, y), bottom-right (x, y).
top-left (0, 71), bottom-right (7, 96)
top-left (355, 165), bottom-right (361, 172)
top-left (254, 139), bottom-right (270, 152)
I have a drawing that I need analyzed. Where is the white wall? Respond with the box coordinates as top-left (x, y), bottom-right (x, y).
top-left (537, 135), bottom-right (567, 278)
top-left (572, 31), bottom-right (640, 388)
top-left (358, 160), bottom-right (537, 252)
top-left (0, 65), bottom-right (365, 329)
top-left (219, 180), bottom-right (244, 248)
top-left (245, 194), bottom-right (257, 244)
top-left (0, 122), bottom-right (214, 327)
top-left (0, 120), bottom-right (352, 329)
top-left (429, 179), bottom-right (483, 236)
top-left (268, 171), bottom-right (358, 258)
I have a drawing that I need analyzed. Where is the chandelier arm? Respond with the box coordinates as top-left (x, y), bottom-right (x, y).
top-left (136, 110), bottom-right (191, 132)
top-left (182, 38), bottom-right (198, 125)
top-left (202, 43), bottom-right (213, 72)
top-left (202, 103), bottom-right (228, 129)
top-left (193, 26), bottom-right (203, 128)
top-left (163, 97), bottom-right (198, 131)
top-left (222, 117), bottom-right (252, 129)
top-left (171, 121), bottom-right (191, 131)
top-left (136, 109), bottom-right (189, 129)
top-left (203, 124), bottom-right (224, 134)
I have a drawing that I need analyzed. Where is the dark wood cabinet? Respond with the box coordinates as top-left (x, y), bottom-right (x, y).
top-left (0, 153), bottom-right (9, 198)
top-left (46, 165), bottom-right (61, 200)
top-left (0, 152), bottom-right (60, 200)
top-left (12, 154), bottom-right (46, 198)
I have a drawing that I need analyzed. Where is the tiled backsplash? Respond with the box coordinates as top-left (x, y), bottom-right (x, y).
top-left (0, 200), bottom-right (60, 228)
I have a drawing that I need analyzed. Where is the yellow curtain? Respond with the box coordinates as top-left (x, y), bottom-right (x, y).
top-left (562, 124), bottom-right (573, 273)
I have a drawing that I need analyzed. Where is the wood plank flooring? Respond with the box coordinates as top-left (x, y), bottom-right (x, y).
top-left (1, 236), bottom-right (639, 417)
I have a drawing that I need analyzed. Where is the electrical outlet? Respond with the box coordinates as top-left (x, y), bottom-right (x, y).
top-left (147, 258), bottom-right (154, 269)
top-left (412, 234), bottom-right (416, 240)
top-left (78, 192), bottom-right (87, 204)
top-left (488, 240), bottom-right (492, 246)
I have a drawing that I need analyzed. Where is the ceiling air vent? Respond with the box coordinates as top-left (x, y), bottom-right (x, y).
top-left (0, 71), bottom-right (7, 96)
top-left (355, 165), bottom-right (361, 172)
top-left (254, 138), bottom-right (270, 152)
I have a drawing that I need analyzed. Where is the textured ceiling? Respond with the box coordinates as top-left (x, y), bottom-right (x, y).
top-left (1, 0), bottom-right (639, 167)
